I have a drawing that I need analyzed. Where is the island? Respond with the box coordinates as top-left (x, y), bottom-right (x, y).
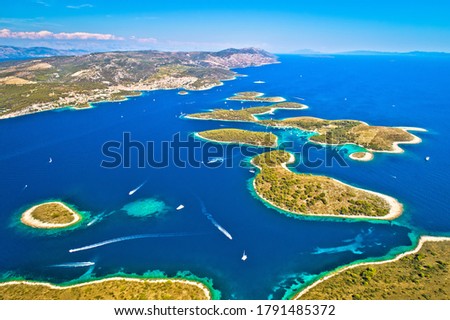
top-left (227, 91), bottom-right (285, 102)
top-left (196, 129), bottom-right (277, 147)
top-left (0, 48), bottom-right (277, 119)
top-left (185, 102), bottom-right (308, 122)
top-left (295, 236), bottom-right (449, 300)
top-left (251, 150), bottom-right (402, 219)
top-left (349, 152), bottom-right (374, 161)
top-left (20, 201), bottom-right (82, 229)
top-left (0, 277), bottom-right (211, 300)
top-left (260, 117), bottom-right (422, 153)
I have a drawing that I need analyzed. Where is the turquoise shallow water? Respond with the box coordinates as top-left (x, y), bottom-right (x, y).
top-left (0, 55), bottom-right (449, 299)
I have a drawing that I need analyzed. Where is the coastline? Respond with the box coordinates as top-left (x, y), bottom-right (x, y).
top-left (349, 152), bottom-right (374, 162)
top-left (263, 119), bottom-right (425, 155)
top-left (250, 153), bottom-right (403, 221)
top-left (227, 97), bottom-right (286, 103)
top-left (20, 201), bottom-right (82, 229)
top-left (0, 276), bottom-right (212, 300)
top-left (0, 90), bottom-right (143, 120)
top-left (309, 128), bottom-right (423, 155)
top-left (293, 236), bottom-right (450, 300)
top-left (226, 91), bottom-right (286, 103)
top-left (184, 104), bottom-right (309, 123)
top-left (183, 115), bottom-right (253, 123)
top-left (194, 132), bottom-right (278, 148)
top-left (252, 105), bottom-right (309, 120)
top-left (0, 69), bottom-right (242, 120)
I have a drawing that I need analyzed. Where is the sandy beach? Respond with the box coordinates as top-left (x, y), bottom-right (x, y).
top-left (293, 236), bottom-right (450, 300)
top-left (0, 277), bottom-right (212, 300)
top-left (381, 129), bottom-right (423, 153)
top-left (20, 201), bottom-right (82, 229)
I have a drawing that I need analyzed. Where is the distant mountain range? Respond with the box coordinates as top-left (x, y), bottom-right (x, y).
top-left (0, 46), bottom-right (88, 60)
top-left (291, 49), bottom-right (450, 56)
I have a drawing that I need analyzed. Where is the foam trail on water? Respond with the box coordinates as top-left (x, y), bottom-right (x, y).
top-left (69, 232), bottom-right (196, 253)
top-left (197, 198), bottom-right (233, 240)
top-left (128, 180), bottom-right (147, 196)
top-left (49, 262), bottom-right (95, 268)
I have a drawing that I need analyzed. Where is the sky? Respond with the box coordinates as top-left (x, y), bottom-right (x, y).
top-left (1, 0), bottom-right (450, 53)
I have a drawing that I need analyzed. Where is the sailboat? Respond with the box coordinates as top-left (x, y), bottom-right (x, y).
top-left (48, 157), bottom-right (53, 164)
top-left (241, 251), bottom-right (248, 261)
top-left (176, 204), bottom-right (185, 211)
top-left (425, 156), bottom-right (430, 161)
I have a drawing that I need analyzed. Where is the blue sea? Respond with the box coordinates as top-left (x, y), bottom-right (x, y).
top-left (0, 55), bottom-right (449, 299)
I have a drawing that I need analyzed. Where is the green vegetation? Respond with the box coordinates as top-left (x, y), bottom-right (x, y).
top-left (227, 91), bottom-right (285, 102)
top-left (187, 102), bottom-right (307, 122)
top-left (260, 117), bottom-right (415, 151)
top-left (197, 129), bottom-right (277, 147)
top-left (189, 108), bottom-right (256, 121)
top-left (19, 202), bottom-right (83, 230)
top-left (0, 278), bottom-right (210, 300)
top-left (298, 240), bottom-right (450, 300)
top-left (253, 150), bottom-right (391, 217)
top-left (351, 152), bottom-right (368, 159)
top-left (349, 152), bottom-right (374, 161)
top-left (0, 48), bottom-right (277, 118)
top-left (29, 202), bottom-right (76, 224)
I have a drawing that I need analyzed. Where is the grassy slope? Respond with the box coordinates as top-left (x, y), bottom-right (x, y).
top-left (253, 151), bottom-right (390, 216)
top-left (0, 279), bottom-right (209, 300)
top-left (0, 49), bottom-right (276, 117)
top-left (197, 129), bottom-right (277, 147)
top-left (261, 117), bottom-right (414, 151)
top-left (298, 240), bottom-right (449, 300)
top-left (227, 91), bottom-right (284, 102)
top-left (187, 102), bottom-right (306, 121)
top-left (30, 203), bottom-right (76, 224)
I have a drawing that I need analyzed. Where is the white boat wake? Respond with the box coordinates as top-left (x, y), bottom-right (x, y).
top-left (128, 180), bottom-right (147, 196)
top-left (198, 198), bottom-right (233, 240)
top-left (69, 232), bottom-right (197, 253)
top-left (207, 157), bottom-right (224, 164)
top-left (49, 261), bottom-right (95, 268)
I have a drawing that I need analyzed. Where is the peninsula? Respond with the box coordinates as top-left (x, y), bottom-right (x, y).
top-left (20, 201), bottom-right (82, 229)
top-left (196, 129), bottom-right (277, 147)
top-left (251, 150), bottom-right (402, 219)
top-left (260, 116), bottom-right (422, 153)
top-left (227, 91), bottom-right (285, 102)
top-left (0, 277), bottom-right (211, 300)
top-left (0, 48), bottom-right (277, 119)
top-left (296, 236), bottom-right (449, 300)
top-left (186, 102), bottom-right (308, 122)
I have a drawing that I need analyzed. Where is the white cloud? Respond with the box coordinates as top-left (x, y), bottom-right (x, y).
top-left (0, 28), bottom-right (124, 40)
top-left (66, 4), bottom-right (93, 9)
